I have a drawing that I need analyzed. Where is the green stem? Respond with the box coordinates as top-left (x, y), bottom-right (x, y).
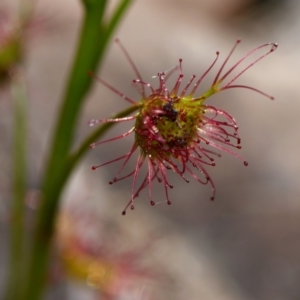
top-left (22, 1), bottom-right (133, 299)
top-left (23, 106), bottom-right (138, 300)
top-left (43, 3), bottom-right (108, 178)
top-left (23, 8), bottom-right (107, 300)
top-left (5, 70), bottom-right (27, 300)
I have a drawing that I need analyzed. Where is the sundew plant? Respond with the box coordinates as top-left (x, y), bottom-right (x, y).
top-left (90, 39), bottom-right (277, 215)
top-left (1, 0), bottom-right (277, 299)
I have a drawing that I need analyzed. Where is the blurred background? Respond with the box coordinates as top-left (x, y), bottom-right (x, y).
top-left (1, 0), bottom-right (300, 299)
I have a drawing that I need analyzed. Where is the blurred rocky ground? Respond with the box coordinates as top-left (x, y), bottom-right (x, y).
top-left (1, 0), bottom-right (300, 299)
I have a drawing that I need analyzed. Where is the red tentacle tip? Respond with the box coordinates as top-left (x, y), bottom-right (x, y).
top-left (244, 161), bottom-right (249, 166)
top-left (91, 166), bottom-right (97, 170)
top-left (210, 197), bottom-right (215, 201)
top-left (151, 201), bottom-right (155, 206)
top-left (122, 211), bottom-right (126, 216)
top-left (271, 43), bottom-right (278, 51)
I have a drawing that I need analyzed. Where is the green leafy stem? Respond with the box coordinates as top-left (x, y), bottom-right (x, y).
top-left (5, 0), bottom-right (134, 299)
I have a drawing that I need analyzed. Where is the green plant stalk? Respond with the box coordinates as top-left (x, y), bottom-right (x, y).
top-left (5, 71), bottom-right (27, 300)
top-left (22, 1), bottom-right (133, 299)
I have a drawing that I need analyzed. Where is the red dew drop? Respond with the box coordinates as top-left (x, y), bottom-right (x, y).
top-left (91, 166), bottom-right (97, 170)
top-left (167, 201), bottom-right (172, 205)
top-left (151, 201), bottom-right (155, 206)
top-left (122, 211), bottom-right (126, 216)
top-left (244, 161), bottom-right (249, 166)
top-left (130, 205), bottom-right (134, 210)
